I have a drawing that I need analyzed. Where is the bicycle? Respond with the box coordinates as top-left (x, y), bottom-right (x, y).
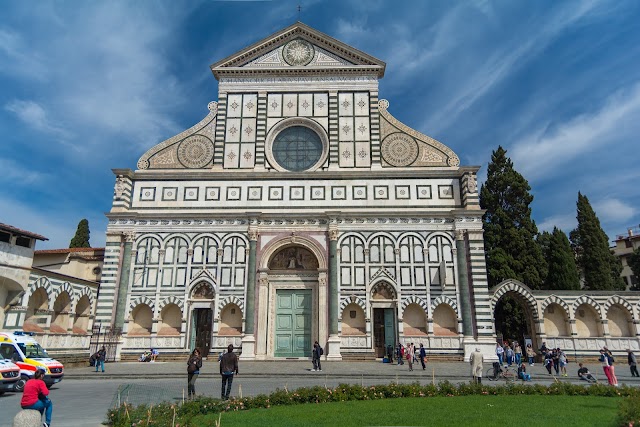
top-left (486, 365), bottom-right (517, 382)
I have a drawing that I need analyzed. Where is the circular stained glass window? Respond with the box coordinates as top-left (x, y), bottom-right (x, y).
top-left (272, 126), bottom-right (323, 171)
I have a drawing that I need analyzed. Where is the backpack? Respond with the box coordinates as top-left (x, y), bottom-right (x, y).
top-left (319, 347), bottom-right (324, 356)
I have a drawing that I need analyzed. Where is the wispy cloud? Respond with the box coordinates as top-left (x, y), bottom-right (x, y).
top-left (5, 99), bottom-right (71, 139)
top-left (0, 157), bottom-right (49, 185)
top-left (0, 28), bottom-right (46, 81)
top-left (594, 198), bottom-right (637, 223)
top-left (538, 213), bottom-right (577, 234)
top-left (510, 81), bottom-right (640, 180)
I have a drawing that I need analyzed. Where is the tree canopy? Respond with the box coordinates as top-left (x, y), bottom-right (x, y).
top-left (69, 218), bottom-right (91, 248)
top-left (569, 192), bottom-right (624, 290)
top-left (480, 146), bottom-right (546, 289)
top-left (543, 227), bottom-right (580, 290)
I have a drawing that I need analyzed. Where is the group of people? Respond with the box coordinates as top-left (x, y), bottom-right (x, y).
top-left (538, 343), bottom-right (569, 376)
top-left (493, 340), bottom-right (532, 382)
top-left (137, 348), bottom-right (159, 363)
top-left (394, 342), bottom-right (428, 371)
top-left (186, 344), bottom-right (239, 400)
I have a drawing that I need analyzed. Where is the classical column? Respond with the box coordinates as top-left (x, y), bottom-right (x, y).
top-left (455, 230), bottom-right (473, 337)
top-left (114, 231), bottom-right (135, 330)
top-left (241, 229), bottom-right (258, 359)
top-left (326, 226), bottom-right (342, 359)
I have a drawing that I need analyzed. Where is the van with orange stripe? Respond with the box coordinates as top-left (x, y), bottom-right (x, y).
top-left (0, 359), bottom-right (20, 395)
top-left (0, 331), bottom-right (64, 392)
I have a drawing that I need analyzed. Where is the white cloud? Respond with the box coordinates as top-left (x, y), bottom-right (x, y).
top-left (5, 99), bottom-right (71, 139)
top-left (0, 157), bottom-right (49, 185)
top-left (510, 82), bottom-right (640, 180)
top-left (538, 213), bottom-right (577, 234)
top-left (594, 198), bottom-right (637, 223)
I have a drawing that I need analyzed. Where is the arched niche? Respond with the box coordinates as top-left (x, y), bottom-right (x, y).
top-left (50, 291), bottom-right (72, 334)
top-left (128, 304), bottom-right (153, 336)
top-left (371, 281), bottom-right (397, 300)
top-left (433, 304), bottom-right (457, 336)
top-left (575, 304), bottom-right (602, 337)
top-left (543, 303), bottom-right (570, 337)
top-left (158, 304), bottom-right (182, 336)
top-left (73, 295), bottom-right (91, 334)
top-left (219, 304), bottom-right (243, 336)
top-left (24, 288), bottom-right (49, 333)
top-left (190, 282), bottom-right (215, 300)
top-left (268, 245), bottom-right (319, 270)
top-left (403, 303), bottom-right (427, 336)
top-left (607, 304), bottom-right (633, 337)
top-left (341, 303), bottom-right (366, 336)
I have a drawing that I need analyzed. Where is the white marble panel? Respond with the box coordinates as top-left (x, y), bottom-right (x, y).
top-left (314, 117), bottom-right (329, 133)
top-left (339, 141), bottom-right (355, 168)
top-left (354, 117), bottom-right (370, 141)
top-left (242, 94), bottom-right (257, 118)
top-left (298, 93), bottom-right (313, 117)
top-left (313, 93), bottom-right (328, 116)
top-left (339, 117), bottom-right (354, 142)
top-left (354, 141), bottom-right (371, 167)
top-left (354, 92), bottom-right (370, 116)
top-left (338, 93), bottom-right (354, 116)
top-left (282, 94), bottom-right (298, 117)
top-left (239, 144), bottom-right (255, 168)
top-left (267, 94), bottom-right (282, 117)
top-left (241, 118), bottom-right (256, 143)
top-left (227, 94), bottom-right (243, 118)
top-left (225, 118), bottom-right (241, 143)
top-left (224, 144), bottom-right (240, 168)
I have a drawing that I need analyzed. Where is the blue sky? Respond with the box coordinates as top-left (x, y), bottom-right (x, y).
top-left (1, 0), bottom-right (639, 249)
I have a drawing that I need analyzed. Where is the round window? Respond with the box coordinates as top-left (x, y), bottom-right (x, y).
top-left (272, 126), bottom-right (323, 171)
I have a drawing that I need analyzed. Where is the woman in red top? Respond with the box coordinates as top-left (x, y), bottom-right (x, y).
top-left (20, 369), bottom-right (53, 427)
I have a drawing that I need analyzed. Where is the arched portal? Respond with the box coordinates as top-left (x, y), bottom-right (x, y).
top-left (371, 280), bottom-right (398, 358)
top-left (258, 238), bottom-right (325, 359)
top-left (491, 281), bottom-right (539, 350)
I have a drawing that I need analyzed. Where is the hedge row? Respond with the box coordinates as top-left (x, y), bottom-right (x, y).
top-left (107, 381), bottom-right (640, 427)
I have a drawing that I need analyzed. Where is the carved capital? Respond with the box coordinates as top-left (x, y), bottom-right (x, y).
top-left (319, 277), bottom-right (327, 287)
top-left (329, 229), bottom-right (339, 241)
top-left (123, 231), bottom-right (137, 243)
top-left (394, 248), bottom-right (400, 255)
top-left (248, 229), bottom-right (259, 241)
top-left (364, 249), bottom-right (370, 256)
top-left (158, 249), bottom-right (166, 257)
top-left (187, 249), bottom-right (194, 256)
top-left (259, 277), bottom-right (269, 287)
top-left (454, 229), bottom-right (466, 241)
top-left (217, 248), bottom-right (224, 257)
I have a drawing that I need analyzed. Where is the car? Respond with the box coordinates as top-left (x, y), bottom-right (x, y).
top-left (0, 358), bottom-right (20, 395)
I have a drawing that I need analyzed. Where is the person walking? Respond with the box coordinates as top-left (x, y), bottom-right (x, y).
top-left (559, 349), bottom-right (568, 377)
top-left (514, 342), bottom-right (522, 366)
top-left (605, 347), bottom-right (618, 386)
top-left (552, 348), bottom-right (560, 375)
top-left (95, 346), bottom-right (106, 373)
top-left (219, 344), bottom-right (239, 399)
top-left (470, 347), bottom-right (483, 384)
top-left (187, 348), bottom-right (202, 399)
top-left (397, 343), bottom-right (405, 365)
top-left (419, 343), bottom-right (427, 370)
top-left (505, 345), bottom-right (514, 367)
top-left (544, 350), bottom-right (554, 375)
top-left (526, 344), bottom-right (536, 366)
top-left (599, 348), bottom-right (613, 385)
top-left (312, 341), bottom-right (323, 371)
top-left (406, 343), bottom-right (414, 371)
top-left (496, 343), bottom-right (504, 366)
top-left (628, 349), bottom-right (639, 377)
top-left (21, 369), bottom-right (53, 427)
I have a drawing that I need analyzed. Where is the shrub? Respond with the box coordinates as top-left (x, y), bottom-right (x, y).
top-left (616, 395), bottom-right (640, 426)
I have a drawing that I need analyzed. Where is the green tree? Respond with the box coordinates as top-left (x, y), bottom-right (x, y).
top-left (543, 227), bottom-right (580, 290)
top-left (569, 193), bottom-right (624, 290)
top-left (480, 146), bottom-right (546, 289)
top-left (69, 219), bottom-right (91, 248)
top-left (628, 248), bottom-right (640, 290)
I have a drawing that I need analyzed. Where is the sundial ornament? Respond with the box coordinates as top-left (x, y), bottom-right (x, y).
top-left (282, 39), bottom-right (315, 66)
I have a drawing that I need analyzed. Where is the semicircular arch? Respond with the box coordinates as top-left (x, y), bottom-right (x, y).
top-left (540, 295), bottom-right (571, 318)
top-left (339, 295), bottom-right (366, 315)
top-left (572, 295), bottom-right (603, 319)
top-left (260, 235), bottom-right (327, 270)
top-left (430, 295), bottom-right (459, 317)
top-left (490, 279), bottom-right (539, 320)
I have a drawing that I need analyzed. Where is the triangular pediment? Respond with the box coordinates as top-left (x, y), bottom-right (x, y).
top-left (210, 22), bottom-right (385, 79)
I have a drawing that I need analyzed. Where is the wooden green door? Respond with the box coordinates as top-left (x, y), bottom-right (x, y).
top-left (274, 290), bottom-right (312, 357)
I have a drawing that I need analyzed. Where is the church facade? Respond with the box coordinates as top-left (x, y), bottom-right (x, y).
top-left (95, 23), bottom-right (640, 361)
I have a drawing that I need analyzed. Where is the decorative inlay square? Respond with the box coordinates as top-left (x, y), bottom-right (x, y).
top-left (438, 185), bottom-right (454, 199)
top-left (227, 187), bottom-right (241, 201)
top-left (311, 186), bottom-right (325, 200)
top-left (140, 187), bottom-right (156, 201)
top-left (352, 186), bottom-right (367, 200)
top-left (162, 187), bottom-right (178, 201)
top-left (268, 186), bottom-right (284, 201)
top-left (205, 187), bottom-right (220, 201)
top-left (417, 185), bottom-right (432, 199)
top-left (248, 187), bottom-right (262, 201)
top-left (395, 185), bottom-right (410, 200)
top-left (290, 186), bottom-right (305, 200)
top-left (373, 185), bottom-right (389, 200)
top-left (184, 187), bottom-right (199, 201)
top-left (331, 186), bottom-right (346, 200)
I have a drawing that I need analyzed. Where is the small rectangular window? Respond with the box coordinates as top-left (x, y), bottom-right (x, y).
top-left (15, 236), bottom-right (31, 248)
top-left (350, 310), bottom-right (356, 319)
top-left (0, 232), bottom-right (10, 243)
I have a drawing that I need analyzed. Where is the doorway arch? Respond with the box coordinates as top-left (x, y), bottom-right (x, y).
top-left (490, 280), bottom-right (540, 349)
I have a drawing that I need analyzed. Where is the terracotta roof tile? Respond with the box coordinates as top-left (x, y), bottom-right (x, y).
top-left (0, 222), bottom-right (48, 241)
top-left (34, 247), bottom-right (105, 254)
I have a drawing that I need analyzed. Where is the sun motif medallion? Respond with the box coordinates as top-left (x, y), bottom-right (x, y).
top-left (282, 39), bottom-right (315, 66)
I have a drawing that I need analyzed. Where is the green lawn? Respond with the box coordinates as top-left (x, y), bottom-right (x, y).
top-left (191, 395), bottom-right (621, 426)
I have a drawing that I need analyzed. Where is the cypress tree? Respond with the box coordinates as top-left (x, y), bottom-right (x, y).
top-left (569, 193), bottom-right (624, 290)
top-left (69, 219), bottom-right (91, 248)
top-left (628, 248), bottom-right (640, 290)
top-left (544, 227), bottom-right (580, 290)
top-left (480, 146), bottom-right (546, 289)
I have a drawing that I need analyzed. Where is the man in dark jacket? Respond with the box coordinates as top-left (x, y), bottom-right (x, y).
top-left (95, 346), bottom-right (106, 373)
top-left (628, 349), bottom-right (639, 377)
top-left (219, 344), bottom-right (239, 400)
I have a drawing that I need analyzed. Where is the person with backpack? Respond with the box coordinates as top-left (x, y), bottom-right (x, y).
top-left (186, 348), bottom-right (202, 399)
top-left (419, 343), bottom-right (427, 370)
top-left (312, 341), bottom-right (323, 371)
top-left (95, 346), bottom-right (106, 373)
